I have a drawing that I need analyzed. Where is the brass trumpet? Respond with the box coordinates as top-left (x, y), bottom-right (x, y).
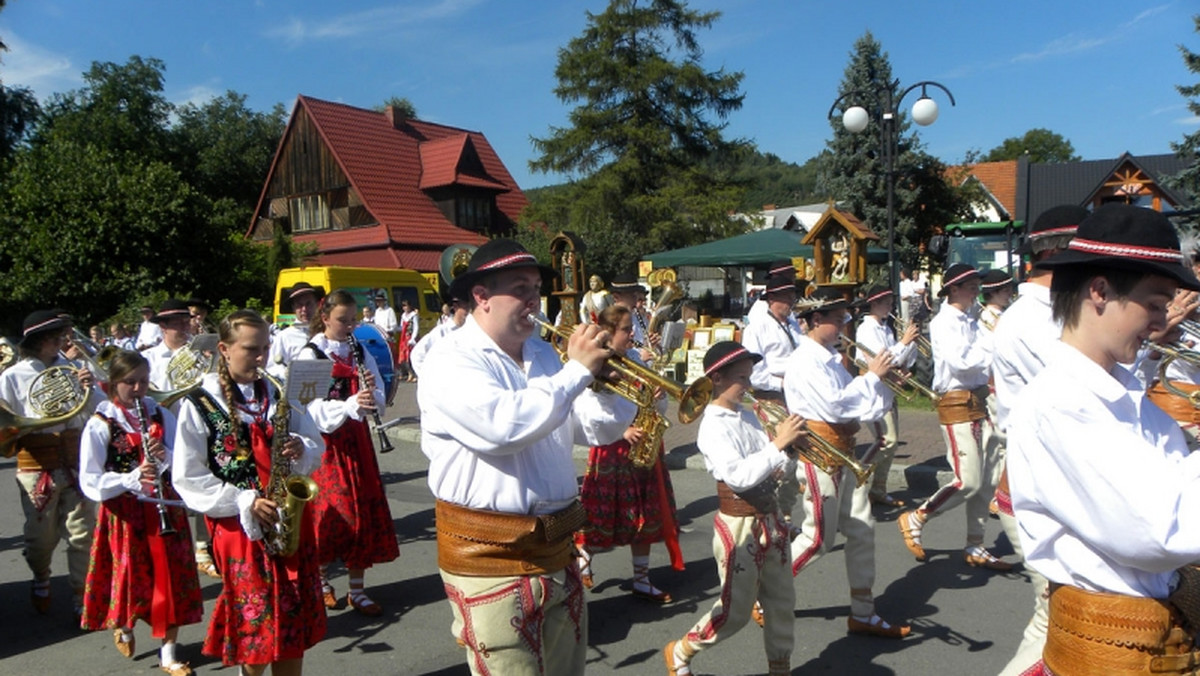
top-left (889, 314), bottom-right (932, 360)
top-left (840, 337), bottom-right (940, 403)
top-left (1149, 341), bottom-right (1200, 408)
top-left (528, 314), bottom-right (712, 468)
top-left (745, 393), bottom-right (875, 487)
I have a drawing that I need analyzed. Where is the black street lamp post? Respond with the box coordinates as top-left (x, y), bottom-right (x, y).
top-left (827, 80), bottom-right (955, 305)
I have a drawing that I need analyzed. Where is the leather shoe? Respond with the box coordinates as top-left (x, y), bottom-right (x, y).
top-left (580, 573), bottom-right (594, 590)
top-left (347, 591), bottom-right (383, 617)
top-left (322, 586), bottom-right (339, 610)
top-left (160, 662), bottom-right (194, 676)
top-left (632, 585), bottom-right (672, 604)
top-left (751, 602), bottom-right (765, 628)
top-left (663, 640), bottom-right (691, 676)
top-left (964, 546), bottom-right (1014, 571)
top-left (113, 628), bottom-right (135, 658)
top-left (847, 614), bottom-right (911, 639)
top-left (196, 559), bottom-right (220, 579)
top-left (897, 511), bottom-right (927, 561)
top-left (870, 492), bottom-right (906, 508)
top-left (30, 586), bottom-right (51, 615)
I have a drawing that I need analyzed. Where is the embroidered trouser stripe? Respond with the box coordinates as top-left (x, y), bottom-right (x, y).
top-left (918, 415), bottom-right (1003, 544)
top-left (682, 512), bottom-right (793, 666)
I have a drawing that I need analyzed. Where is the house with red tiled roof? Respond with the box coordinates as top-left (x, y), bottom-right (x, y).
top-left (947, 160), bottom-right (1018, 221)
top-left (247, 95), bottom-right (528, 271)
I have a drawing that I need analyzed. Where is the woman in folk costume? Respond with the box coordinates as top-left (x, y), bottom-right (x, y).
top-left (172, 310), bottom-right (326, 676)
top-left (575, 304), bottom-right (683, 602)
top-left (397, 299), bottom-right (420, 383)
top-left (80, 350), bottom-right (203, 676)
top-left (296, 290), bottom-right (399, 617)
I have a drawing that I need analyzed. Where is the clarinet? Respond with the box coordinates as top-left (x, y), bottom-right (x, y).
top-left (134, 398), bottom-right (177, 536)
top-left (347, 335), bottom-right (395, 453)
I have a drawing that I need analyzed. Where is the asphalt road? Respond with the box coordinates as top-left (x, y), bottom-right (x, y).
top-left (0, 385), bottom-right (1029, 675)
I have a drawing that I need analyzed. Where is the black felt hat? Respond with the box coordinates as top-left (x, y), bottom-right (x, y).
top-left (609, 272), bottom-right (647, 295)
top-left (796, 286), bottom-right (851, 317)
top-left (449, 239), bottom-right (556, 303)
top-left (763, 273), bottom-right (800, 296)
top-left (282, 283), bottom-right (326, 313)
top-left (863, 284), bottom-right (893, 304)
top-left (768, 260), bottom-right (797, 279)
top-left (151, 299), bottom-right (192, 324)
top-left (938, 264), bottom-right (980, 297)
top-left (1020, 204), bottom-right (1088, 255)
top-left (19, 309), bottom-right (71, 348)
top-left (184, 297), bottom-right (211, 312)
top-left (980, 269), bottom-right (1014, 292)
top-left (1038, 204), bottom-right (1200, 290)
top-left (702, 340), bottom-right (762, 377)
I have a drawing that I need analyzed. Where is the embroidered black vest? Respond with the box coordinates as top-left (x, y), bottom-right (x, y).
top-left (185, 388), bottom-right (263, 491)
top-left (303, 341), bottom-right (364, 402)
top-left (93, 407), bottom-right (163, 474)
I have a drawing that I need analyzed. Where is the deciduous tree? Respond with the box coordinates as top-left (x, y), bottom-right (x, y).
top-left (983, 128), bottom-right (1079, 163)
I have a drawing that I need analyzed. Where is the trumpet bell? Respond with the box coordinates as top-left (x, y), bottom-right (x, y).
top-left (678, 377), bottom-right (712, 424)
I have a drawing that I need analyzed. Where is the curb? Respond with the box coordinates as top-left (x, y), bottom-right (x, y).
top-left (387, 425), bottom-right (955, 495)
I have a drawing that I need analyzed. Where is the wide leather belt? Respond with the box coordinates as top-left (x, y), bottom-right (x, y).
top-left (15, 430), bottom-right (81, 472)
top-left (435, 499), bottom-right (586, 577)
top-left (716, 480), bottom-right (777, 517)
top-left (804, 419), bottom-right (859, 453)
top-left (1147, 382), bottom-right (1200, 425)
top-left (936, 386), bottom-right (991, 425)
top-left (1044, 584), bottom-right (1200, 675)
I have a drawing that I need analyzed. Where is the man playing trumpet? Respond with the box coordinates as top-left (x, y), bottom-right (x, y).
top-left (785, 287), bottom-right (911, 638)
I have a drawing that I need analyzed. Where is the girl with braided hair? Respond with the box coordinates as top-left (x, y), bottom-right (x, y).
top-left (172, 310), bottom-right (325, 676)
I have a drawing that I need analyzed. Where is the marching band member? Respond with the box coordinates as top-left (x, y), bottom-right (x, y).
top-left (664, 341), bottom-right (804, 676)
top-left (411, 295), bottom-right (467, 377)
top-left (899, 264), bottom-right (1011, 570)
top-left (575, 304), bottom-right (681, 603)
top-left (146, 299), bottom-right (193, 391)
top-left (186, 298), bottom-right (215, 336)
top-left (0, 310), bottom-right (103, 619)
top-left (979, 269), bottom-right (1015, 332)
top-left (786, 287), bottom-right (911, 639)
top-left (79, 350), bottom-right (201, 675)
top-left (855, 284), bottom-right (919, 508)
top-left (295, 290), bottom-right (399, 617)
top-left (172, 310), bottom-right (325, 676)
top-left (371, 290), bottom-right (398, 339)
top-left (609, 272), bottom-right (654, 360)
top-left (136, 305), bottom-right (164, 352)
top-left (740, 272), bottom-right (804, 403)
top-left (991, 205), bottom-right (1085, 675)
top-left (1007, 204), bottom-right (1200, 674)
top-left (418, 240), bottom-right (632, 675)
top-left (267, 282), bottom-right (324, 383)
top-left (747, 261), bottom-right (798, 325)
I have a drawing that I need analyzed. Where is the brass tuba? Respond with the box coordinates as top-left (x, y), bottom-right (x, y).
top-left (745, 393), bottom-right (875, 487)
top-left (439, 244), bottom-right (478, 287)
top-left (258, 369), bottom-right (319, 558)
top-left (528, 314), bottom-right (711, 468)
top-left (0, 366), bottom-right (91, 457)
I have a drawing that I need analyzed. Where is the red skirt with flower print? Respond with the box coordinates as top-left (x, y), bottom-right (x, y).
top-left (203, 513), bottom-right (326, 666)
top-left (579, 440), bottom-right (678, 550)
top-left (81, 491), bottom-right (203, 636)
top-left (309, 418), bottom-right (400, 569)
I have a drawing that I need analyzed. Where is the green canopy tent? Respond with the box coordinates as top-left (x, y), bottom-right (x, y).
top-left (643, 228), bottom-right (888, 267)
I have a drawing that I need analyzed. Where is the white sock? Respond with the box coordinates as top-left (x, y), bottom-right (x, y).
top-left (160, 641), bottom-right (176, 665)
top-left (118, 628), bottom-right (133, 643)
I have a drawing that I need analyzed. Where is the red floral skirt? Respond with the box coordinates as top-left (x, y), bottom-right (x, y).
top-left (579, 440), bottom-right (679, 553)
top-left (81, 491), bottom-right (203, 637)
top-left (203, 514), bottom-right (326, 666)
top-left (310, 419), bottom-right (400, 569)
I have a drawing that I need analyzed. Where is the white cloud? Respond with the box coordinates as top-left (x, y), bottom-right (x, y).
top-left (1011, 34), bottom-right (1107, 63)
top-left (266, 0), bottom-right (486, 46)
top-left (1174, 114), bottom-right (1200, 126)
top-left (0, 29), bottom-right (79, 97)
top-left (173, 83), bottom-right (221, 109)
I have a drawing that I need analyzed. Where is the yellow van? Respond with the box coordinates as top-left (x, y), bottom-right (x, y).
top-left (274, 266), bottom-right (441, 336)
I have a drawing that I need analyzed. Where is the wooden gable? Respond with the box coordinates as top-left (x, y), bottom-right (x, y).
top-left (1084, 155), bottom-right (1181, 212)
top-left (801, 205), bottom-right (880, 287)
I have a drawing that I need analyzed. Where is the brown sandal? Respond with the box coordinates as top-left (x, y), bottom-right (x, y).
top-left (898, 511), bottom-right (927, 561)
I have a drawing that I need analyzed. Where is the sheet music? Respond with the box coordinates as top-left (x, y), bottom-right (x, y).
top-left (284, 361), bottom-right (333, 406)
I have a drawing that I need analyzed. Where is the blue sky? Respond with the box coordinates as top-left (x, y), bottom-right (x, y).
top-left (2, 0), bottom-right (1198, 192)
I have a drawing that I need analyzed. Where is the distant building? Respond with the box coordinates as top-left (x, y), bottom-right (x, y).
top-left (247, 95), bottom-right (528, 271)
top-left (732, 201), bottom-right (833, 232)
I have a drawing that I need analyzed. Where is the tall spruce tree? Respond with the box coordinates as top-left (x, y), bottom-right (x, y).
top-left (1170, 15), bottom-right (1200, 231)
top-left (817, 31), bottom-right (967, 273)
top-left (525, 0), bottom-right (750, 280)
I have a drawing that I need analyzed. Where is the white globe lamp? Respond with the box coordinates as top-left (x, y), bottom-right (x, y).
top-left (911, 96), bottom-right (939, 126)
top-left (841, 106), bottom-right (869, 133)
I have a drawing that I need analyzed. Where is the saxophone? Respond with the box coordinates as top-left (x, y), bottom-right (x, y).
top-left (258, 370), bottom-right (319, 557)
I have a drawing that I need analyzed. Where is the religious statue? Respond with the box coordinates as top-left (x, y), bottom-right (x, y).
top-left (579, 275), bottom-right (612, 324)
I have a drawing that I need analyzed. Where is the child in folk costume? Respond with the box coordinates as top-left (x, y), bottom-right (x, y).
top-left (575, 304), bottom-right (683, 602)
top-left (172, 310), bottom-right (326, 676)
top-left (79, 350), bottom-right (202, 675)
top-left (664, 341), bottom-right (805, 676)
top-left (1007, 204), bottom-right (1200, 674)
top-left (296, 290), bottom-right (399, 616)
